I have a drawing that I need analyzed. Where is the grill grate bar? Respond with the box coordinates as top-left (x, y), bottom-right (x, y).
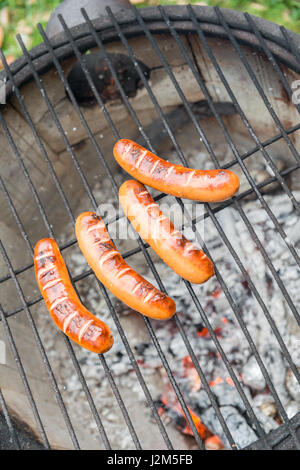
top-left (91, 272), bottom-right (175, 449)
top-left (210, 8), bottom-right (300, 265)
top-left (14, 37), bottom-right (98, 215)
top-left (0, 241), bottom-right (81, 449)
top-left (280, 25), bottom-right (300, 64)
top-left (215, 7), bottom-right (300, 167)
top-left (38, 21), bottom-right (119, 201)
top-left (0, 304), bottom-right (50, 448)
top-left (62, 7), bottom-right (231, 448)
top-left (0, 175), bottom-right (33, 256)
top-left (0, 111), bottom-right (54, 240)
top-left (8, 19), bottom-right (175, 450)
top-left (0, 61), bottom-right (136, 451)
top-left (98, 354), bottom-right (142, 450)
top-left (223, 122), bottom-right (300, 169)
top-left (61, 334), bottom-right (111, 450)
top-left (84, 2), bottom-right (244, 447)
top-left (128, 7), bottom-right (266, 445)
top-left (3, 40), bottom-right (75, 227)
top-left (244, 12), bottom-right (300, 115)
top-left (113, 11), bottom-right (300, 404)
top-left (61, 337), bottom-right (112, 450)
top-left (0, 388), bottom-right (21, 449)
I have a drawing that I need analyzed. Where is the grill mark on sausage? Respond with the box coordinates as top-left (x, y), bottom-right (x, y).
top-left (132, 281), bottom-right (144, 295)
top-left (115, 267), bottom-right (132, 279)
top-left (92, 237), bottom-right (111, 246)
top-left (42, 278), bottom-right (61, 291)
top-left (123, 142), bottom-right (134, 158)
top-left (135, 150), bottom-right (147, 169)
top-left (50, 296), bottom-right (68, 311)
top-left (35, 251), bottom-right (54, 261)
top-left (149, 160), bottom-right (159, 176)
top-left (63, 312), bottom-right (78, 333)
top-left (143, 290), bottom-right (157, 303)
top-left (165, 166), bottom-right (174, 180)
top-left (184, 170), bottom-right (196, 187)
top-left (97, 241), bottom-right (114, 251)
top-left (99, 250), bottom-right (119, 269)
top-left (37, 264), bottom-right (56, 279)
top-left (87, 221), bottom-right (105, 233)
top-left (78, 319), bottom-right (94, 342)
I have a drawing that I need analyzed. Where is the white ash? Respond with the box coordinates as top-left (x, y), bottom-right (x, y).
top-left (285, 401), bottom-right (300, 419)
top-left (286, 368), bottom-right (300, 402)
top-left (258, 401), bottom-right (277, 419)
top-left (201, 405), bottom-right (259, 450)
top-left (142, 189), bottom-right (300, 448)
top-left (34, 181), bottom-right (300, 449)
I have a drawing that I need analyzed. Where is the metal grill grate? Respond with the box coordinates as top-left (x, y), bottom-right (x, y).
top-left (1, 4), bottom-right (300, 450)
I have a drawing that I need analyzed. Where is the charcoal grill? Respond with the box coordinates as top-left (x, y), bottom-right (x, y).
top-left (1, 4), bottom-right (300, 450)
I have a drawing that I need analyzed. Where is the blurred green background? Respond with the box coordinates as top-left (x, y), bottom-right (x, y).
top-left (1, 0), bottom-right (300, 64)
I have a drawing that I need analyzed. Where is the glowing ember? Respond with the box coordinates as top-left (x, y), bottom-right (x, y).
top-left (182, 356), bottom-right (201, 391)
top-left (209, 376), bottom-right (235, 388)
top-left (157, 395), bottom-right (224, 449)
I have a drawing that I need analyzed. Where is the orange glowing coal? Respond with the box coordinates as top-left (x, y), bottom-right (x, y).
top-left (182, 356), bottom-right (201, 391)
top-left (158, 395), bottom-right (224, 450)
top-left (196, 316), bottom-right (228, 339)
top-left (209, 376), bottom-right (235, 387)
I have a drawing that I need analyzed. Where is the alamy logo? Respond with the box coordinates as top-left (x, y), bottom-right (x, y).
top-left (0, 78), bottom-right (6, 104)
top-left (0, 340), bottom-right (6, 365)
top-left (291, 80), bottom-right (300, 105)
top-left (96, 201), bottom-right (206, 245)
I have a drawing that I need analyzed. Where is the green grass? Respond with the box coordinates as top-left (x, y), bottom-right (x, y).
top-left (203, 0), bottom-right (300, 32)
top-left (137, 1), bottom-right (300, 32)
top-left (1, 0), bottom-right (300, 59)
top-left (0, 0), bottom-right (61, 57)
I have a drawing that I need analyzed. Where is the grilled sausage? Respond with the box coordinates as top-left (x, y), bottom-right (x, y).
top-left (75, 212), bottom-right (176, 320)
top-left (119, 180), bottom-right (215, 284)
top-left (34, 238), bottom-right (113, 354)
top-left (113, 139), bottom-right (240, 202)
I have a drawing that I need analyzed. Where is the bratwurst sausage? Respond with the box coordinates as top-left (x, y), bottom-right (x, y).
top-left (113, 139), bottom-right (240, 202)
top-left (119, 180), bottom-right (215, 284)
top-left (75, 212), bottom-right (176, 320)
top-left (34, 238), bottom-right (113, 354)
